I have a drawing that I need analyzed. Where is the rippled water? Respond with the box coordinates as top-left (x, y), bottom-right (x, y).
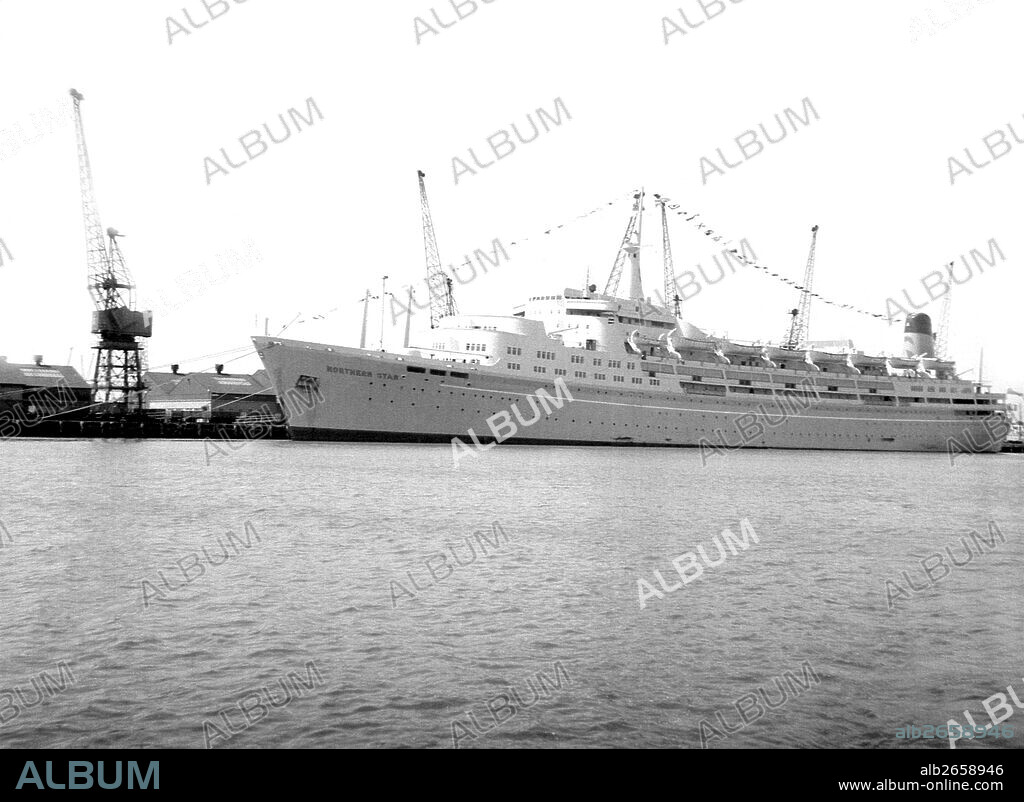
top-left (0, 440), bottom-right (1021, 749)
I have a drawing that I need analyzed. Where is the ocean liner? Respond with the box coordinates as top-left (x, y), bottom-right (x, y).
top-left (253, 180), bottom-right (1007, 454)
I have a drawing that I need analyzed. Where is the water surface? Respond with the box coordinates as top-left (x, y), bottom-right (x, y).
top-left (0, 440), bottom-right (1020, 749)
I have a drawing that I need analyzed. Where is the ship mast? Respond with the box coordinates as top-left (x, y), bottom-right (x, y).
top-left (359, 289), bottom-right (371, 349)
top-left (379, 275), bottom-right (391, 350)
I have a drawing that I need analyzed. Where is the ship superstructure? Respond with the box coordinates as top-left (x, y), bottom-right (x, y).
top-left (253, 177), bottom-right (1007, 453)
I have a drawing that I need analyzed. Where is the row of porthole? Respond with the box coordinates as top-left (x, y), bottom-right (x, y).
top-left (364, 402), bottom-right (903, 440)
top-left (367, 386), bottom-right (918, 429)
top-left (367, 391), bottom-right (920, 428)
top-left (362, 396), bottom-right (907, 439)
top-left (369, 397), bottom-right (911, 433)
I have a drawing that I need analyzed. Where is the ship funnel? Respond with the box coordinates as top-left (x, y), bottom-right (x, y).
top-left (33, 355), bottom-right (43, 366)
top-left (903, 313), bottom-right (934, 358)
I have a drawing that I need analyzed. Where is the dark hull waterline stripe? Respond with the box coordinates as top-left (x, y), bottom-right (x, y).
top-left (286, 427), bottom-right (994, 453)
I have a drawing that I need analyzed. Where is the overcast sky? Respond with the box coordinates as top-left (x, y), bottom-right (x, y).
top-left (0, 0), bottom-right (1020, 392)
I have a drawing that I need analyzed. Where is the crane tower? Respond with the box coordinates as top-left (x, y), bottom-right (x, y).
top-left (417, 170), bottom-right (457, 329)
top-left (934, 262), bottom-right (953, 360)
top-left (654, 195), bottom-right (680, 317)
top-left (782, 225), bottom-right (819, 350)
top-left (70, 88), bottom-right (152, 409)
top-left (603, 190), bottom-right (645, 299)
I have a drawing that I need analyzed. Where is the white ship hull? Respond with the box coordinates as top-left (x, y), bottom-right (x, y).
top-left (253, 338), bottom-right (1006, 453)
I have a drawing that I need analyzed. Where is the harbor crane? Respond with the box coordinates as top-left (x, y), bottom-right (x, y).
top-left (654, 194), bottom-right (681, 317)
top-left (934, 262), bottom-right (953, 360)
top-left (782, 225), bottom-right (819, 350)
top-left (417, 170), bottom-right (457, 329)
top-left (603, 190), bottom-right (644, 298)
top-left (70, 88), bottom-right (152, 409)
